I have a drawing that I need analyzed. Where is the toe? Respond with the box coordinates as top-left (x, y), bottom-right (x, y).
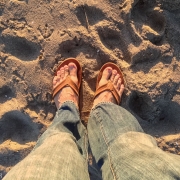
top-left (60, 67), bottom-right (65, 80)
top-left (53, 76), bottom-right (58, 85)
top-left (102, 67), bottom-right (112, 80)
top-left (68, 63), bottom-right (77, 77)
top-left (57, 70), bottom-right (61, 76)
top-left (64, 65), bottom-right (69, 77)
top-left (113, 74), bottom-right (120, 85)
top-left (53, 70), bottom-right (61, 86)
top-left (117, 78), bottom-right (122, 90)
top-left (53, 76), bottom-right (60, 87)
top-left (118, 84), bottom-right (125, 96)
top-left (110, 69), bottom-right (117, 82)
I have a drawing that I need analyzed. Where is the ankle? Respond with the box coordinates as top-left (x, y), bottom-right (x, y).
top-left (54, 88), bottom-right (78, 109)
top-left (92, 91), bottom-right (117, 108)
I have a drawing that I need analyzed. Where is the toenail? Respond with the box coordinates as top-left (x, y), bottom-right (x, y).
top-left (69, 65), bottom-right (74, 69)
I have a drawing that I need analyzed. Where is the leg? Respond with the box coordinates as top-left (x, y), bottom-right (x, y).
top-left (4, 62), bottom-right (90, 180)
top-left (88, 66), bottom-right (180, 180)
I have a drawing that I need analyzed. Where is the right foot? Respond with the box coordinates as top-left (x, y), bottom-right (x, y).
top-left (92, 67), bottom-right (124, 108)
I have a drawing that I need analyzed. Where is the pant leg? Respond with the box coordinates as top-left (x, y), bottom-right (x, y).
top-left (3, 101), bottom-right (90, 180)
top-left (88, 102), bottom-right (180, 180)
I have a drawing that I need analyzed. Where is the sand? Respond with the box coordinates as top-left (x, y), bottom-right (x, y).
top-left (0, 0), bottom-right (180, 177)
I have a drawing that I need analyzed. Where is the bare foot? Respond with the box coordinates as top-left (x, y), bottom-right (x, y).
top-left (92, 67), bottom-right (124, 108)
top-left (53, 63), bottom-right (79, 109)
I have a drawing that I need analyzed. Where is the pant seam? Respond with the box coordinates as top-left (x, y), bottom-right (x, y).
top-left (96, 111), bottom-right (117, 180)
top-left (84, 130), bottom-right (90, 179)
top-left (84, 130), bottom-right (89, 161)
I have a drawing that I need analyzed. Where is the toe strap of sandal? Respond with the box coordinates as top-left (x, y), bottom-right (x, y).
top-left (52, 76), bottom-right (79, 98)
top-left (94, 81), bottom-right (120, 104)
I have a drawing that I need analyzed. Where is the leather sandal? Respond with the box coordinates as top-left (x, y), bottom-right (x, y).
top-left (94, 62), bottom-right (125, 104)
top-left (52, 58), bottom-right (82, 99)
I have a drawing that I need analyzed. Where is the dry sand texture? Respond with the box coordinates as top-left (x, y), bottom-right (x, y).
top-left (0, 0), bottom-right (180, 177)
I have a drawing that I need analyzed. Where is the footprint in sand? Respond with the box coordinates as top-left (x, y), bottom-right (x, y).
top-left (97, 25), bottom-right (131, 63)
top-left (128, 81), bottom-right (180, 124)
top-left (0, 85), bottom-right (15, 103)
top-left (75, 5), bottom-right (105, 27)
top-left (73, 1), bottom-right (166, 65)
top-left (0, 0), bottom-right (6, 16)
top-left (0, 110), bottom-right (38, 174)
top-left (56, 36), bottom-right (96, 59)
top-left (128, 90), bottom-right (162, 123)
top-left (1, 35), bottom-right (41, 61)
top-left (0, 110), bottom-right (40, 144)
top-left (131, 0), bottom-right (166, 46)
top-left (0, 148), bottom-right (31, 167)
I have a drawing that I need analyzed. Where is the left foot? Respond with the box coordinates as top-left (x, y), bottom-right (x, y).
top-left (92, 67), bottom-right (124, 108)
top-left (53, 63), bottom-right (79, 109)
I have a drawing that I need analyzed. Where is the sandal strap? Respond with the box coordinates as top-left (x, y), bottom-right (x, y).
top-left (94, 81), bottom-right (120, 104)
top-left (52, 76), bottom-right (79, 98)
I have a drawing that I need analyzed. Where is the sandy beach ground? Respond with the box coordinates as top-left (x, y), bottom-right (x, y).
top-left (0, 0), bottom-right (180, 177)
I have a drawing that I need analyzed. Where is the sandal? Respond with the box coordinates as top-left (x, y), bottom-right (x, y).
top-left (94, 62), bottom-right (125, 104)
top-left (52, 58), bottom-right (82, 99)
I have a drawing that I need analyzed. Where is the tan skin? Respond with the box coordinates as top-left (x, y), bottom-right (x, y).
top-left (53, 63), bottom-right (125, 109)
